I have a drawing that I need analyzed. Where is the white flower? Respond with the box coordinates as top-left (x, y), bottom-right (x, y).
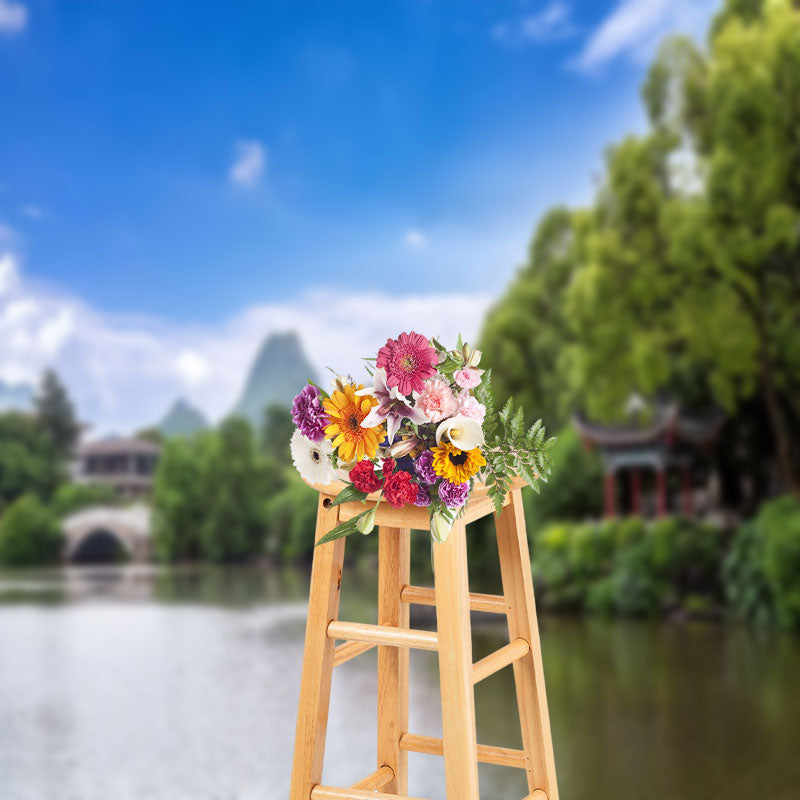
top-left (290, 429), bottom-right (336, 485)
top-left (435, 415), bottom-right (484, 451)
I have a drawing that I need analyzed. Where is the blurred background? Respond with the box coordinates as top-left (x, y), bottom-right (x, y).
top-left (1, 0), bottom-right (799, 798)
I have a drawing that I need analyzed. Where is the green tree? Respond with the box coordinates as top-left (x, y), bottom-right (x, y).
top-left (0, 494), bottom-right (63, 566)
top-left (261, 404), bottom-right (295, 465)
top-left (153, 419), bottom-right (287, 563)
top-left (34, 370), bottom-right (80, 459)
top-left (0, 412), bottom-right (63, 510)
top-left (51, 482), bottom-right (121, 517)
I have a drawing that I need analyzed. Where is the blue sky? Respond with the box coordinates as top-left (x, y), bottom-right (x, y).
top-left (0, 0), bottom-right (717, 431)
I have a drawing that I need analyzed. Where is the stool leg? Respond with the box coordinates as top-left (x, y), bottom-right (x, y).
top-left (433, 519), bottom-right (480, 800)
top-left (377, 526), bottom-right (410, 794)
top-left (495, 489), bottom-right (559, 800)
top-left (289, 496), bottom-right (346, 800)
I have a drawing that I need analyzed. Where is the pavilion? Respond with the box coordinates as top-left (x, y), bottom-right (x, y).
top-left (573, 401), bottom-right (725, 519)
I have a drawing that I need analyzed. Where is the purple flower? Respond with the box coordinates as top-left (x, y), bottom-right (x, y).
top-left (357, 368), bottom-right (428, 444)
top-left (414, 450), bottom-right (437, 485)
top-left (292, 384), bottom-right (329, 442)
top-left (438, 479), bottom-right (470, 509)
top-left (414, 484), bottom-right (432, 507)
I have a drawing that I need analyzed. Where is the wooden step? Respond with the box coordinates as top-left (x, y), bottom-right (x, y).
top-left (349, 765), bottom-right (394, 790)
top-left (472, 637), bottom-right (530, 684)
top-left (400, 584), bottom-right (507, 614)
top-left (399, 732), bottom-right (527, 769)
top-left (332, 640), bottom-right (375, 667)
top-left (327, 620), bottom-right (438, 651)
top-left (311, 787), bottom-right (430, 800)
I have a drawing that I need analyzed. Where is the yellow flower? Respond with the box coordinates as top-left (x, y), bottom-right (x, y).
top-left (431, 442), bottom-right (486, 484)
top-left (323, 383), bottom-right (384, 463)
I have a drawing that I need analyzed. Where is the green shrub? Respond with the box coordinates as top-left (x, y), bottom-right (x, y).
top-left (724, 495), bottom-right (800, 629)
top-left (0, 494), bottom-right (64, 566)
top-left (263, 471), bottom-right (319, 560)
top-left (51, 482), bottom-right (121, 517)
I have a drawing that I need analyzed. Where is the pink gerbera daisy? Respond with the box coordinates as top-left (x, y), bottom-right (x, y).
top-left (376, 331), bottom-right (438, 395)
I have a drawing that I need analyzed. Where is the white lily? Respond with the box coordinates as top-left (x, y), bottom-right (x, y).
top-left (356, 367), bottom-right (427, 443)
top-left (435, 414), bottom-right (484, 451)
top-left (430, 511), bottom-right (453, 544)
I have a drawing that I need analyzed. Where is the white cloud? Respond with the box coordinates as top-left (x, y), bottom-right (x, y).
top-left (20, 204), bottom-right (43, 220)
top-left (0, 0), bottom-right (27, 34)
top-left (229, 140), bottom-right (266, 188)
top-left (403, 228), bottom-right (427, 249)
top-left (0, 252), bottom-right (19, 294)
top-left (492, 2), bottom-right (576, 45)
top-left (0, 253), bottom-right (492, 434)
top-left (175, 349), bottom-right (211, 386)
top-left (572, 0), bottom-right (715, 73)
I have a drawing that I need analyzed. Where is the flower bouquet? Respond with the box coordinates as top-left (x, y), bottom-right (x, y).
top-left (290, 332), bottom-right (555, 545)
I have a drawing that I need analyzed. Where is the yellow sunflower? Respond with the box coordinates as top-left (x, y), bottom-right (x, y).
top-left (431, 442), bottom-right (486, 484)
top-left (323, 383), bottom-right (384, 462)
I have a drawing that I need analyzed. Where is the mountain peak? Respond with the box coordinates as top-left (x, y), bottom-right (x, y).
top-left (158, 397), bottom-right (209, 437)
top-left (232, 331), bottom-right (317, 426)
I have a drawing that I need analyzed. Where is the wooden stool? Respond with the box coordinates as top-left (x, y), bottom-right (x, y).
top-left (289, 478), bottom-right (559, 800)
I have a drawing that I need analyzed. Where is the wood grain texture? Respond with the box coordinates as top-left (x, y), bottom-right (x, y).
top-left (311, 786), bottom-right (430, 800)
top-left (349, 765), bottom-right (394, 791)
top-left (289, 496), bottom-right (346, 800)
top-left (400, 584), bottom-right (507, 614)
top-left (495, 488), bottom-right (559, 800)
top-left (432, 518), bottom-right (480, 800)
top-left (332, 640), bottom-right (375, 668)
top-left (472, 637), bottom-right (530, 684)
top-left (327, 620), bottom-right (438, 651)
top-left (399, 733), bottom-right (526, 769)
top-left (377, 526), bottom-right (410, 794)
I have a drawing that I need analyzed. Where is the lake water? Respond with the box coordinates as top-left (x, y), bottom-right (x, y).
top-left (0, 564), bottom-right (798, 800)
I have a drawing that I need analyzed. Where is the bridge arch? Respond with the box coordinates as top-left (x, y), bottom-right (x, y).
top-left (63, 505), bottom-right (152, 564)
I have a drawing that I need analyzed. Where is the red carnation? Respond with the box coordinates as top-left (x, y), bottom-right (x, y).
top-left (383, 470), bottom-right (417, 509)
top-left (381, 458), bottom-right (396, 478)
top-left (349, 459), bottom-right (383, 493)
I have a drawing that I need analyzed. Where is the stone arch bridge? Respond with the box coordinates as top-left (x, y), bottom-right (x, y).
top-left (62, 505), bottom-right (152, 563)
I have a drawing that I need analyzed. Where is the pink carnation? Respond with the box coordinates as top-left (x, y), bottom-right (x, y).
top-left (454, 367), bottom-right (483, 389)
top-left (457, 392), bottom-right (486, 424)
top-left (416, 377), bottom-right (458, 422)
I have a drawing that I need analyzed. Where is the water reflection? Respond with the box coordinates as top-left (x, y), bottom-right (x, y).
top-left (0, 566), bottom-right (798, 799)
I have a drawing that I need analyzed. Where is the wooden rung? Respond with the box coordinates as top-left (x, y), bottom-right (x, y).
top-left (524, 791), bottom-right (548, 800)
top-left (399, 733), bottom-right (527, 769)
top-left (332, 640), bottom-right (375, 668)
top-left (327, 620), bottom-right (438, 652)
top-left (400, 584), bottom-right (507, 614)
top-left (349, 765), bottom-right (394, 790)
top-left (472, 637), bottom-right (530, 684)
top-left (311, 786), bottom-right (430, 800)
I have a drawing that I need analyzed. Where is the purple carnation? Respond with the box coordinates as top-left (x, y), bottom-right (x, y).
top-left (414, 484), bottom-right (432, 507)
top-left (438, 479), bottom-right (470, 509)
top-left (291, 384), bottom-right (329, 442)
top-left (414, 450), bottom-right (437, 485)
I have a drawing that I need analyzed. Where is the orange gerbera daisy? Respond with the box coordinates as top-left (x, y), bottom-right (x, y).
top-left (323, 383), bottom-right (384, 462)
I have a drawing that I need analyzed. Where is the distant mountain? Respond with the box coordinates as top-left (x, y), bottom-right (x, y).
top-left (158, 398), bottom-right (210, 437)
top-left (232, 331), bottom-right (317, 426)
top-left (0, 379), bottom-right (34, 412)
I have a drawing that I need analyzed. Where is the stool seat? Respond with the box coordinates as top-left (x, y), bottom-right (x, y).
top-left (289, 481), bottom-right (559, 800)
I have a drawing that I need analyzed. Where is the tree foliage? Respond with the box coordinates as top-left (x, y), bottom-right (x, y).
top-left (0, 494), bottom-right (63, 567)
top-left (153, 418), bottom-right (287, 563)
top-left (35, 369), bottom-right (80, 459)
top-left (480, 0), bottom-right (800, 496)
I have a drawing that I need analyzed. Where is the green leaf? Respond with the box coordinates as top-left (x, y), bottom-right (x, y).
top-left (331, 484), bottom-right (370, 506)
top-left (316, 509), bottom-right (374, 546)
top-left (308, 380), bottom-right (330, 399)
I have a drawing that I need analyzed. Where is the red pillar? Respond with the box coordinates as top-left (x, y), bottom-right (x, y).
top-left (630, 469), bottom-right (642, 516)
top-left (681, 464), bottom-right (693, 517)
top-left (656, 469), bottom-right (668, 517)
top-left (604, 472), bottom-right (617, 518)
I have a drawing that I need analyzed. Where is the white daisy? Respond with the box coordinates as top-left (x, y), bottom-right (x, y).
top-left (290, 429), bottom-right (336, 485)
